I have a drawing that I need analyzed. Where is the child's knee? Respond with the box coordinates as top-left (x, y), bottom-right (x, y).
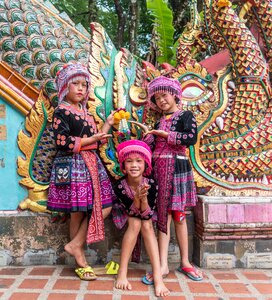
top-left (141, 220), bottom-right (153, 234)
top-left (128, 217), bottom-right (141, 231)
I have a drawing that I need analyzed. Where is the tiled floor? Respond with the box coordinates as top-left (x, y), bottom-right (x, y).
top-left (0, 265), bottom-right (271, 300)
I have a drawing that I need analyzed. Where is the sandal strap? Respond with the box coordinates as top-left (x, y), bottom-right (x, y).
top-left (75, 266), bottom-right (97, 279)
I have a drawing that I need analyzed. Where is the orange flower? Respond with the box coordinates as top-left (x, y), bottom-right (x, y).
top-left (217, 0), bottom-right (231, 8)
top-left (113, 109), bottom-right (131, 124)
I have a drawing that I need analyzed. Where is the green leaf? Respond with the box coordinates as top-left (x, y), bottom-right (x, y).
top-left (147, 0), bottom-right (175, 64)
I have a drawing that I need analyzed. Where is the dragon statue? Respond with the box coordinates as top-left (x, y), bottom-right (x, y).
top-left (173, 0), bottom-right (272, 196)
top-left (0, 0), bottom-right (271, 213)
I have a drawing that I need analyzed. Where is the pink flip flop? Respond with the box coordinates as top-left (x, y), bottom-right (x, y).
top-left (177, 266), bottom-right (203, 281)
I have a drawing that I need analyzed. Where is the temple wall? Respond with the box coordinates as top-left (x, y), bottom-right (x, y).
top-left (0, 98), bottom-right (27, 210)
top-left (193, 196), bottom-right (272, 269)
top-left (0, 210), bottom-right (195, 266)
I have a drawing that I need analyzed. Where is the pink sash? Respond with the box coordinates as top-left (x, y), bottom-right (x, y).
top-left (81, 151), bottom-right (105, 244)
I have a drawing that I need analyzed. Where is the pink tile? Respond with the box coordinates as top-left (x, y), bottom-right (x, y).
top-left (208, 204), bottom-right (227, 223)
top-left (48, 294), bottom-right (77, 300)
top-left (9, 293), bottom-right (39, 300)
top-left (19, 279), bottom-right (48, 289)
top-left (188, 282), bottom-right (216, 293)
top-left (252, 283), bottom-right (272, 294)
top-left (85, 295), bottom-right (112, 300)
top-left (220, 283), bottom-right (251, 294)
top-left (227, 204), bottom-right (244, 223)
top-left (0, 268), bottom-right (24, 275)
top-left (244, 204), bottom-right (272, 222)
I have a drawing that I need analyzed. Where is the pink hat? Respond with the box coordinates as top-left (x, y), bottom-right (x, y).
top-left (117, 140), bottom-right (152, 176)
top-left (55, 63), bottom-right (91, 104)
top-left (147, 76), bottom-right (182, 103)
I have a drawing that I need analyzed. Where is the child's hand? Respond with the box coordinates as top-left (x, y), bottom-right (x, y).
top-left (148, 129), bottom-right (168, 138)
top-left (138, 183), bottom-right (150, 199)
top-left (106, 111), bottom-right (115, 126)
top-left (93, 132), bottom-right (112, 141)
top-left (128, 120), bottom-right (149, 135)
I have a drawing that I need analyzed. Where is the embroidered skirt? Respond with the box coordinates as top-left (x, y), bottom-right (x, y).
top-left (154, 155), bottom-right (197, 233)
top-left (47, 152), bottom-right (114, 212)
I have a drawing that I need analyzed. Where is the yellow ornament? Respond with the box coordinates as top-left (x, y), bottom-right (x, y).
top-left (124, 111), bottom-right (131, 119)
top-left (218, 0), bottom-right (231, 8)
top-left (119, 110), bottom-right (125, 118)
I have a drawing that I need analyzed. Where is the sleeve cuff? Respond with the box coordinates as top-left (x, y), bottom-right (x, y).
top-left (141, 207), bottom-right (153, 218)
top-left (130, 202), bottom-right (141, 215)
top-left (73, 137), bottom-right (81, 153)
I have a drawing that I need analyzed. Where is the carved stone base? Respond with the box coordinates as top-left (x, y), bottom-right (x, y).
top-left (0, 210), bottom-right (195, 266)
top-left (193, 196), bottom-right (272, 268)
top-left (0, 211), bottom-right (121, 266)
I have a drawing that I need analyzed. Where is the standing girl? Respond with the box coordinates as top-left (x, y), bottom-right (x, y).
top-left (47, 63), bottom-right (115, 280)
top-left (143, 75), bottom-right (203, 281)
top-left (112, 140), bottom-right (170, 297)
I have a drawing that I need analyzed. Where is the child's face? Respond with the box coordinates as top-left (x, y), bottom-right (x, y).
top-left (66, 78), bottom-right (88, 104)
top-left (154, 92), bottom-right (177, 113)
top-left (123, 155), bottom-right (145, 179)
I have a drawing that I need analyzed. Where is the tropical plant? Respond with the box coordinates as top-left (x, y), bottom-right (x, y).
top-left (146, 0), bottom-right (175, 64)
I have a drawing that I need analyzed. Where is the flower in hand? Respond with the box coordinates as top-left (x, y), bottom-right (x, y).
top-left (106, 111), bottom-right (115, 126)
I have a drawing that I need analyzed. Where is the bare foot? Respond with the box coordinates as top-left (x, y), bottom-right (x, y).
top-left (64, 242), bottom-right (87, 267)
top-left (155, 281), bottom-right (170, 297)
top-left (115, 275), bottom-right (132, 290)
top-left (160, 265), bottom-right (169, 278)
top-left (142, 271), bottom-right (169, 285)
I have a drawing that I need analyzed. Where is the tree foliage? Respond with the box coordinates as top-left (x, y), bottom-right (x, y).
top-left (49, 0), bottom-right (191, 60)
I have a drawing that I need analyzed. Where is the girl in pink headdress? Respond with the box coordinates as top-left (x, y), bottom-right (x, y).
top-left (47, 63), bottom-right (115, 281)
top-left (112, 140), bottom-right (169, 297)
top-left (143, 76), bottom-right (203, 282)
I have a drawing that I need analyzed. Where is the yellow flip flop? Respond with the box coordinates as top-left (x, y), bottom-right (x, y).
top-left (75, 266), bottom-right (97, 281)
top-left (93, 261), bottom-right (119, 275)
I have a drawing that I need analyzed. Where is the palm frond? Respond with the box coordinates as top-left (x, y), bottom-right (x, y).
top-left (147, 0), bottom-right (175, 64)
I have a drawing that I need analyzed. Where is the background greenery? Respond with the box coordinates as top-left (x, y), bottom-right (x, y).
top-left (50, 0), bottom-right (193, 60)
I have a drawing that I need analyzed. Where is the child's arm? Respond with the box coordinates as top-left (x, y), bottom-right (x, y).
top-left (52, 109), bottom-right (81, 153)
top-left (101, 111), bottom-right (115, 134)
top-left (80, 133), bottom-right (112, 147)
top-left (133, 186), bottom-right (142, 210)
top-left (148, 111), bottom-right (197, 146)
top-left (52, 108), bottom-right (112, 152)
top-left (140, 181), bottom-right (157, 219)
top-left (139, 183), bottom-right (150, 212)
top-left (114, 180), bottom-right (141, 217)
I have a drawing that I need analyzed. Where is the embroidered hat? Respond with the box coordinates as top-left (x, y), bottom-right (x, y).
top-left (147, 76), bottom-right (182, 103)
top-left (117, 140), bottom-right (152, 176)
top-left (55, 63), bottom-right (91, 103)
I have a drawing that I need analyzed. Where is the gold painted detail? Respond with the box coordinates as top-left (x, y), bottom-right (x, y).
top-left (0, 125), bottom-right (7, 140)
top-left (17, 90), bottom-right (54, 212)
top-left (0, 104), bottom-right (6, 118)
